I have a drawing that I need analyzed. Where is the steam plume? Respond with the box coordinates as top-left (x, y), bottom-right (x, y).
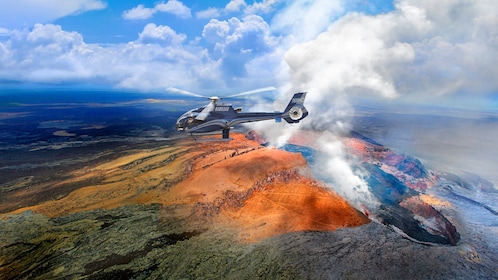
top-left (252, 0), bottom-right (497, 212)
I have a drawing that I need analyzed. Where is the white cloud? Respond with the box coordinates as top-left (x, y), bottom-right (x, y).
top-left (0, 0), bottom-right (496, 100)
top-left (137, 23), bottom-right (186, 46)
top-left (1, 24), bottom-right (91, 83)
top-left (203, 19), bottom-right (231, 45)
top-left (271, 0), bottom-right (345, 42)
top-left (123, 0), bottom-right (191, 21)
top-left (156, 0), bottom-right (192, 19)
top-left (200, 0), bottom-right (280, 20)
top-left (244, 0), bottom-right (281, 15)
top-left (0, 23), bottom-right (203, 89)
top-left (392, 0), bottom-right (498, 97)
top-left (202, 15), bottom-right (280, 85)
top-left (225, 0), bottom-right (247, 13)
top-left (122, 4), bottom-right (156, 20)
top-left (0, 18), bottom-right (282, 91)
top-left (0, 19), bottom-right (281, 91)
top-left (284, 11), bottom-right (415, 101)
top-left (0, 27), bottom-right (9, 36)
top-left (196, 8), bottom-right (221, 19)
top-left (280, 0), bottom-right (498, 105)
top-left (0, 0), bottom-right (106, 29)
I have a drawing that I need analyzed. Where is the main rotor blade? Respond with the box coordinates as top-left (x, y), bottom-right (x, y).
top-left (166, 87), bottom-right (208, 99)
top-left (226, 86), bottom-right (277, 98)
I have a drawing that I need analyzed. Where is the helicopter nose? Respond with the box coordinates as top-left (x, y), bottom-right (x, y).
top-left (176, 117), bottom-right (188, 131)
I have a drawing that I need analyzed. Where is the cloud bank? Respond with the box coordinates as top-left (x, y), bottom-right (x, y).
top-left (284, 0), bottom-right (497, 99)
top-left (0, 0), bottom-right (106, 29)
top-left (122, 0), bottom-right (192, 20)
top-left (0, 0), bottom-right (496, 98)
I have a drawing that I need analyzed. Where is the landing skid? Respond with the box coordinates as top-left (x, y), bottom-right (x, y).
top-left (188, 128), bottom-right (233, 142)
top-left (193, 137), bottom-right (233, 142)
top-left (187, 128), bottom-right (232, 141)
top-left (222, 128), bottom-right (230, 139)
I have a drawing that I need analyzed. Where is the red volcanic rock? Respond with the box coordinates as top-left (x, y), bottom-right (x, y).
top-left (160, 136), bottom-right (369, 243)
top-left (226, 175), bottom-right (369, 243)
top-left (400, 196), bottom-right (460, 245)
top-left (276, 130), bottom-right (459, 245)
top-left (4, 133), bottom-right (368, 244)
top-left (162, 146), bottom-right (308, 205)
top-left (286, 130), bottom-right (435, 192)
top-left (342, 137), bottom-right (434, 191)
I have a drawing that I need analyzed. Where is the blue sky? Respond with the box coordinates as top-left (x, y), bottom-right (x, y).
top-left (53, 1), bottom-right (239, 44)
top-left (49, 0), bottom-right (394, 44)
top-left (0, 0), bottom-right (496, 109)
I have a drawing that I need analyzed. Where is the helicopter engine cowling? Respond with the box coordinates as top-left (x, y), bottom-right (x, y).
top-left (289, 107), bottom-right (304, 120)
top-left (284, 104), bottom-right (308, 123)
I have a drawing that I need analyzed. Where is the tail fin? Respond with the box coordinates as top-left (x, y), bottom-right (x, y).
top-left (283, 92), bottom-right (308, 123)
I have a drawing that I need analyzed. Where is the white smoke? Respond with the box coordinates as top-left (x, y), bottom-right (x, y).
top-left (252, 0), bottom-right (498, 212)
top-left (281, 0), bottom-right (497, 110)
top-left (312, 132), bottom-right (380, 210)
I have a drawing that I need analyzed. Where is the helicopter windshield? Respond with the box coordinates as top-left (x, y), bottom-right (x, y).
top-left (175, 107), bottom-right (203, 131)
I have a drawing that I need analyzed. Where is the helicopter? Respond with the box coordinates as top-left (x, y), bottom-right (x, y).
top-left (168, 87), bottom-right (309, 139)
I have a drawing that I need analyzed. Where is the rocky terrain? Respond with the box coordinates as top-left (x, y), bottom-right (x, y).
top-left (1, 132), bottom-right (497, 279)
